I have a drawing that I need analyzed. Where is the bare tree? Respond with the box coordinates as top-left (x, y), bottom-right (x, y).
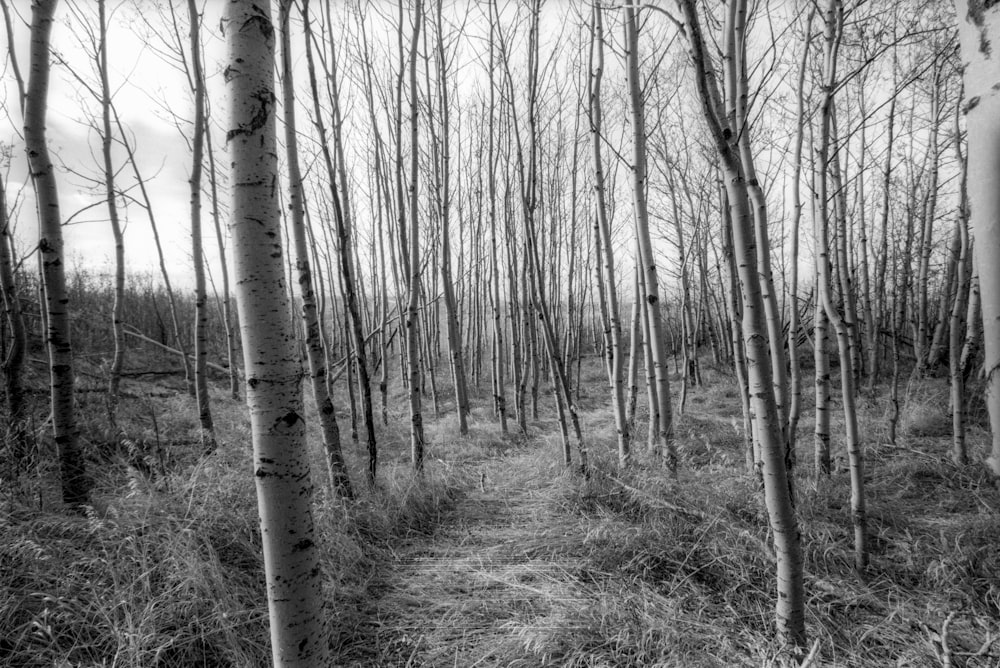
top-left (590, 0), bottom-right (630, 466)
top-left (955, 0), bottom-right (1000, 478)
top-left (676, 0), bottom-right (805, 646)
top-left (624, 0), bottom-right (674, 470)
top-left (224, 1), bottom-right (329, 663)
top-left (187, 0), bottom-right (215, 452)
top-left (25, 0), bottom-right (89, 508)
top-left (279, 0), bottom-right (352, 498)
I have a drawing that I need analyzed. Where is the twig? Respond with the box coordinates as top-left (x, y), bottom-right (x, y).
top-left (605, 474), bottom-right (707, 522)
top-left (966, 629), bottom-right (997, 659)
top-left (798, 638), bottom-right (822, 667)
top-left (941, 611), bottom-right (956, 668)
top-left (123, 326), bottom-right (234, 376)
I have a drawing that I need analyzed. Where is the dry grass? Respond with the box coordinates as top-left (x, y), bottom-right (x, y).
top-left (4, 354), bottom-right (1000, 666)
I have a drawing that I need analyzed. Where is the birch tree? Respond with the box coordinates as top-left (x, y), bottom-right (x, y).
top-left (0, 160), bottom-right (26, 462)
top-left (96, 0), bottom-right (125, 420)
top-left (301, 0), bottom-right (379, 483)
top-left (407, 0), bottom-right (427, 470)
top-left (590, 0), bottom-right (630, 466)
top-left (676, 0), bottom-right (805, 646)
top-left (624, 0), bottom-right (675, 470)
top-left (187, 0), bottom-right (215, 452)
top-left (279, 0), bottom-right (352, 498)
top-left (26, 0), bottom-right (90, 508)
top-left (0, 4), bottom-right (25, 448)
top-left (955, 0), bottom-right (1000, 478)
top-left (224, 1), bottom-right (329, 664)
top-left (815, 0), bottom-right (867, 572)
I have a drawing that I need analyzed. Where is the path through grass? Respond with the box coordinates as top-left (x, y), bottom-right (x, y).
top-left (341, 441), bottom-right (601, 667)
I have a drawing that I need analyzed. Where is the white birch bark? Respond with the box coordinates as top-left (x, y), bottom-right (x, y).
top-left (279, 0), bottom-right (352, 498)
top-left (590, 1), bottom-right (630, 465)
top-left (624, 0), bottom-right (675, 470)
top-left (678, 0), bottom-right (805, 645)
top-left (955, 0), bottom-right (1000, 477)
top-left (187, 0), bottom-right (214, 452)
top-left (224, 3), bottom-right (329, 664)
top-left (26, 0), bottom-right (89, 508)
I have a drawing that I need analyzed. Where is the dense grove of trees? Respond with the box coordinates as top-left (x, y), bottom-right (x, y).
top-left (1, 0), bottom-right (995, 660)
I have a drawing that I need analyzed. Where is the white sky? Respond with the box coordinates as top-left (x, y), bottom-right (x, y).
top-left (3, 0), bottom-right (234, 290)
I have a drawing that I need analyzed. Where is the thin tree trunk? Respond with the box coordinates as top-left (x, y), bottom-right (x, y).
top-left (26, 0), bottom-right (89, 508)
top-left (730, 0), bottom-right (790, 446)
top-left (960, 261), bottom-right (980, 380)
top-left (406, 0), bottom-right (426, 470)
top-left (110, 105), bottom-right (193, 393)
top-left (204, 122), bottom-right (240, 401)
top-left (815, 0), bottom-right (867, 572)
top-left (487, 24), bottom-right (507, 435)
top-left (589, 5), bottom-right (629, 466)
top-left (955, 0), bottom-right (1000, 477)
top-left (949, 91), bottom-right (969, 466)
top-left (0, 170), bottom-right (26, 461)
top-left (787, 9), bottom-right (813, 460)
top-left (302, 0), bottom-right (378, 483)
top-left (871, 77), bottom-right (897, 392)
top-left (187, 0), bottom-right (215, 453)
top-left (680, 0), bottom-right (805, 646)
top-left (431, 0), bottom-right (470, 434)
top-left (914, 65), bottom-right (941, 375)
top-left (624, 0), bottom-right (674, 470)
top-left (279, 0), bottom-right (352, 498)
top-left (98, 0), bottom-right (125, 423)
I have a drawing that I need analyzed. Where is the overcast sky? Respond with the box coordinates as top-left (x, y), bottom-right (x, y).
top-left (2, 0), bottom-right (590, 294)
top-left (3, 1), bottom-right (245, 291)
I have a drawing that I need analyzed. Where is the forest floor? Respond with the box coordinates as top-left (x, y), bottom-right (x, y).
top-left (335, 362), bottom-right (1000, 667)
top-left (3, 353), bottom-right (1000, 667)
top-left (351, 445), bottom-right (586, 666)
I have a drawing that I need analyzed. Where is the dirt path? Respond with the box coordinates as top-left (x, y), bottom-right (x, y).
top-left (352, 450), bottom-right (592, 667)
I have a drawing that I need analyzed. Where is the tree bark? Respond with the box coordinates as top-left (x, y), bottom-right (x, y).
top-left (97, 0), bottom-right (126, 423)
top-left (279, 0), bottom-right (352, 498)
top-left (949, 92), bottom-right (969, 466)
top-left (301, 0), bottom-right (379, 483)
top-left (187, 0), bottom-right (215, 453)
top-left (624, 0), bottom-right (675, 470)
top-left (679, 0), bottom-right (805, 646)
top-left (406, 0), bottom-right (426, 471)
top-left (955, 0), bottom-right (1000, 478)
top-left (0, 169), bottom-right (26, 461)
top-left (26, 0), bottom-right (90, 509)
top-left (590, 0), bottom-right (630, 466)
top-left (224, 2), bottom-right (329, 664)
top-left (815, 0), bottom-right (867, 572)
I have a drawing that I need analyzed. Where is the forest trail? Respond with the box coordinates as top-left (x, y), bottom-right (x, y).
top-left (351, 446), bottom-right (596, 667)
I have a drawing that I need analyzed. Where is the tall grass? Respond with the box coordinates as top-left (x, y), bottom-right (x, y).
top-left (3, 270), bottom-right (1000, 668)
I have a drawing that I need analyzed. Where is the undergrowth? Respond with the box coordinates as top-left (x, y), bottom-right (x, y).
top-left (3, 356), bottom-right (1000, 667)
top-left (0, 364), bottom-right (467, 667)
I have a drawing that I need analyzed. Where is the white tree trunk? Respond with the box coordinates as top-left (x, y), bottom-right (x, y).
top-left (188, 0), bottom-right (214, 452)
top-left (224, 3), bottom-right (329, 664)
top-left (26, 0), bottom-right (89, 508)
top-left (624, 0), bottom-right (675, 470)
top-left (955, 0), bottom-right (1000, 477)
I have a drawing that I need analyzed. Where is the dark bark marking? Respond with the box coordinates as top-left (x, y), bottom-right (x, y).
top-left (292, 538), bottom-right (314, 553)
top-left (278, 411), bottom-right (301, 428)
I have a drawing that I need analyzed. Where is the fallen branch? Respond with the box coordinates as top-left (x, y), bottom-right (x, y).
top-left (124, 326), bottom-right (235, 377)
top-left (120, 369), bottom-right (188, 377)
top-left (798, 638), bottom-right (822, 667)
top-left (605, 474), bottom-right (708, 522)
